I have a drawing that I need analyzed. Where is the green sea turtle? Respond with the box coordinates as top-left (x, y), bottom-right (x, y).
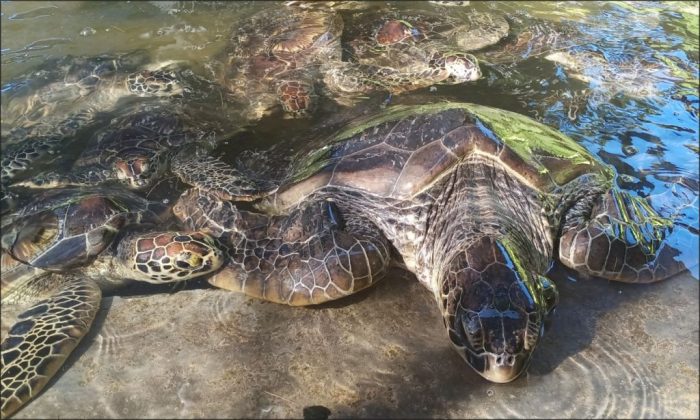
top-left (476, 16), bottom-right (582, 66)
top-left (12, 103), bottom-right (233, 191)
top-left (213, 6), bottom-right (344, 120)
top-left (322, 8), bottom-right (508, 102)
top-left (0, 187), bottom-right (223, 418)
top-left (541, 49), bottom-right (670, 120)
top-left (1, 50), bottom-right (185, 185)
top-left (172, 102), bottom-right (685, 383)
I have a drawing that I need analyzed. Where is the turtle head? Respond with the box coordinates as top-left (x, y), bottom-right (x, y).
top-left (126, 69), bottom-right (184, 97)
top-left (439, 236), bottom-right (557, 383)
top-left (117, 231), bottom-right (224, 283)
top-left (114, 152), bottom-right (165, 189)
top-left (442, 53), bottom-right (481, 83)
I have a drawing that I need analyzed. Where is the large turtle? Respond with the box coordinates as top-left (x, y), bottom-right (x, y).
top-left (12, 103), bottom-right (234, 191)
top-left (322, 8), bottom-right (509, 102)
top-left (212, 5), bottom-right (344, 120)
top-left (0, 187), bottom-right (223, 418)
top-left (1, 50), bottom-right (186, 185)
top-left (171, 102), bottom-right (685, 383)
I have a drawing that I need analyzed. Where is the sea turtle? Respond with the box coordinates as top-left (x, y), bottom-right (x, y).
top-left (0, 187), bottom-right (223, 418)
top-left (322, 8), bottom-right (509, 102)
top-left (171, 102), bottom-right (685, 383)
top-left (12, 103), bottom-right (234, 191)
top-left (212, 5), bottom-right (344, 120)
top-left (475, 15), bottom-right (583, 66)
top-left (1, 50), bottom-right (186, 185)
top-left (542, 49), bottom-right (670, 120)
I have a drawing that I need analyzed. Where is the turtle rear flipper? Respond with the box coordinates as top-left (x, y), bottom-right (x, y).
top-left (171, 147), bottom-right (277, 201)
top-left (1, 276), bottom-right (101, 418)
top-left (558, 189), bottom-right (686, 283)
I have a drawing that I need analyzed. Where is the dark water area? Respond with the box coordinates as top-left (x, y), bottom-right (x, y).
top-left (1, 1), bottom-right (698, 418)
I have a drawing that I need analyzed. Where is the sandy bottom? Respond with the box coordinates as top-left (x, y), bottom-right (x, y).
top-left (6, 268), bottom-right (699, 419)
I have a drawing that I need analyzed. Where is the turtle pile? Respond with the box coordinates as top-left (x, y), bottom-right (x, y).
top-left (0, 2), bottom-right (688, 418)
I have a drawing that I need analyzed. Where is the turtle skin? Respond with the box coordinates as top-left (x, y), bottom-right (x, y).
top-left (171, 102), bottom-right (686, 384)
top-left (0, 187), bottom-right (223, 418)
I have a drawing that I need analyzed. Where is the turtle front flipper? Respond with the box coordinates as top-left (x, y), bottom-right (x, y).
top-left (558, 188), bottom-right (685, 283)
top-left (1, 139), bottom-right (60, 185)
top-left (1, 275), bottom-right (101, 418)
top-left (175, 190), bottom-right (391, 306)
top-left (171, 147), bottom-right (277, 201)
top-left (13, 167), bottom-right (112, 190)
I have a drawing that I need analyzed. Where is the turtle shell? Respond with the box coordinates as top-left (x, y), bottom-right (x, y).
top-left (343, 8), bottom-right (510, 68)
top-left (267, 103), bottom-right (612, 209)
top-left (221, 7), bottom-right (343, 85)
top-left (77, 106), bottom-right (216, 184)
top-left (1, 187), bottom-right (162, 273)
top-left (476, 18), bottom-right (581, 65)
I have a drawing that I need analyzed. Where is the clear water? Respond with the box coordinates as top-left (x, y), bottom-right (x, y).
top-left (2, 0), bottom-right (696, 275)
top-left (1, 1), bottom-right (698, 418)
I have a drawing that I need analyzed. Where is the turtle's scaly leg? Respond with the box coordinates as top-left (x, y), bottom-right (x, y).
top-left (175, 191), bottom-right (391, 305)
top-left (558, 188), bottom-right (686, 283)
top-left (1, 276), bottom-right (101, 418)
top-left (1, 108), bottom-right (98, 185)
top-left (1, 139), bottom-right (60, 185)
top-left (171, 148), bottom-right (278, 201)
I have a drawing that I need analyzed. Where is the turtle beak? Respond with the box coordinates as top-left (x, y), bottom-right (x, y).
top-left (467, 350), bottom-right (530, 383)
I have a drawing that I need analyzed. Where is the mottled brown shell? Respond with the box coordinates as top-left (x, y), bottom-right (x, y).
top-left (224, 8), bottom-right (343, 80)
top-left (344, 9), bottom-right (509, 68)
top-left (1, 188), bottom-right (159, 271)
top-left (268, 103), bottom-right (611, 209)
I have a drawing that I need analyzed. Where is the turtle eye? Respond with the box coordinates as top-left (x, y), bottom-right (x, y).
top-left (538, 276), bottom-right (558, 332)
top-left (175, 252), bottom-right (203, 270)
top-left (538, 276), bottom-right (558, 316)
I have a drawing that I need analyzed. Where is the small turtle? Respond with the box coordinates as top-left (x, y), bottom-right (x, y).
top-left (476, 16), bottom-right (583, 66)
top-left (172, 102), bottom-right (685, 384)
top-left (213, 6), bottom-right (344, 120)
top-left (1, 50), bottom-right (185, 185)
top-left (0, 187), bottom-right (223, 418)
top-left (547, 50), bottom-right (664, 95)
top-left (321, 8), bottom-right (508, 101)
top-left (13, 103), bottom-right (233, 191)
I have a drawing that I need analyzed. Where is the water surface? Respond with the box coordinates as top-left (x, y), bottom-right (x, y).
top-left (1, 1), bottom-right (698, 418)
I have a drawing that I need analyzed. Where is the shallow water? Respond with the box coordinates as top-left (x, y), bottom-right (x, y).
top-left (1, 1), bottom-right (699, 418)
